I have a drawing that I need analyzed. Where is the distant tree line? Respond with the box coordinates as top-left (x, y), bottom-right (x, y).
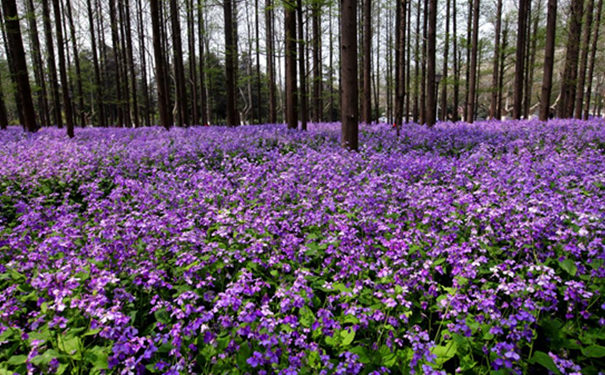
top-left (1, 0), bottom-right (604, 150)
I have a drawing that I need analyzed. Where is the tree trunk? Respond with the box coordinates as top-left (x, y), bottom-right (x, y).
top-left (341, 0), bottom-right (358, 150)
top-left (136, 0), bottom-right (151, 126)
top-left (0, 70), bottom-right (7, 129)
top-left (584, 0), bottom-right (603, 119)
top-left (489, 0), bottom-right (502, 119)
top-left (224, 0), bottom-right (239, 126)
top-left (395, 0), bottom-right (406, 131)
top-left (122, 0), bottom-right (139, 127)
top-left (426, 0), bottom-right (437, 126)
top-left (296, 0), bottom-right (307, 130)
top-left (361, 0), bottom-right (372, 125)
top-left (413, 0), bottom-right (420, 122)
top-left (441, 0), bottom-right (450, 121)
top-left (557, 0), bottom-right (583, 118)
top-left (186, 0), bottom-right (198, 125)
top-left (86, 0), bottom-right (105, 126)
top-left (464, 0), bottom-right (471, 121)
top-left (198, 0), bottom-right (209, 125)
top-left (539, 0), bottom-right (557, 121)
top-left (466, 0), bottom-right (479, 123)
top-left (65, 0), bottom-right (86, 127)
top-left (2, 0), bottom-right (38, 132)
top-left (50, 0), bottom-right (73, 136)
top-left (285, 3), bottom-right (297, 129)
top-left (574, 0), bottom-right (594, 118)
top-left (265, 0), bottom-right (276, 123)
top-left (150, 0), bottom-right (171, 129)
top-left (420, 0), bottom-right (427, 124)
top-left (25, 0), bottom-right (49, 127)
top-left (170, 0), bottom-right (188, 126)
top-left (452, 0), bottom-right (459, 121)
top-left (497, 20), bottom-right (508, 118)
top-left (525, 1), bottom-right (540, 118)
top-left (312, 3), bottom-right (321, 122)
top-left (513, 0), bottom-right (529, 119)
top-left (41, 0), bottom-right (62, 128)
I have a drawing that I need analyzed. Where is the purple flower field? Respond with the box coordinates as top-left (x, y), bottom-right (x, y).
top-left (0, 119), bottom-right (604, 374)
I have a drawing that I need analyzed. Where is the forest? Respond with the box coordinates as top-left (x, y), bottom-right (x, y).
top-left (0, 0), bottom-right (604, 374)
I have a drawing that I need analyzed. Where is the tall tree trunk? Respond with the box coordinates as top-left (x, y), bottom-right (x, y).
top-left (25, 0), bottom-right (49, 127)
top-left (0, 69), bottom-right (7, 129)
top-left (489, 0), bottom-right (502, 119)
top-left (464, 0), bottom-right (471, 121)
top-left (136, 0), bottom-right (151, 126)
top-left (86, 0), bottom-right (105, 126)
top-left (341, 0), bottom-right (358, 150)
top-left (198, 0), bottom-right (209, 125)
top-left (2, 0), bottom-right (37, 132)
top-left (441, 0), bottom-right (450, 121)
top-left (285, 3), bottom-right (297, 129)
top-left (170, 0), bottom-right (188, 126)
top-left (361, 0), bottom-right (372, 125)
top-left (525, 0), bottom-right (540, 118)
top-left (65, 0), bottom-right (86, 127)
top-left (584, 0), bottom-right (603, 119)
top-left (297, 0), bottom-right (307, 130)
top-left (466, 0), bottom-right (479, 123)
top-left (405, 0), bottom-right (412, 122)
top-left (413, 0), bottom-right (420, 122)
top-left (426, 0), bottom-right (437, 126)
top-left (265, 0), bottom-right (277, 123)
top-left (513, 0), bottom-right (529, 119)
top-left (574, 0), bottom-right (594, 118)
top-left (108, 0), bottom-right (125, 126)
top-left (540, 0), bottom-right (557, 121)
top-left (395, 0), bottom-right (406, 131)
top-left (51, 0), bottom-right (73, 136)
top-left (420, 0), bottom-right (427, 124)
top-left (558, 0), bottom-right (583, 118)
top-left (123, 0), bottom-right (139, 127)
top-left (254, 0), bottom-right (262, 123)
top-left (452, 0), bottom-right (459, 121)
top-left (186, 0), bottom-right (198, 125)
top-left (312, 2), bottom-right (321, 122)
top-left (497, 20), bottom-right (508, 118)
top-left (150, 0), bottom-right (171, 129)
top-left (41, 0), bottom-right (62, 128)
top-left (224, 0), bottom-right (239, 126)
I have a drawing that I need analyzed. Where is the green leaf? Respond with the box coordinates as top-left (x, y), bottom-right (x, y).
top-left (31, 349), bottom-right (62, 366)
top-left (529, 351), bottom-right (559, 373)
top-left (431, 340), bottom-right (457, 366)
top-left (299, 306), bottom-right (315, 328)
top-left (559, 259), bottom-right (577, 276)
top-left (85, 346), bottom-right (108, 370)
top-left (582, 345), bottom-right (605, 358)
top-left (340, 328), bottom-right (355, 347)
top-left (349, 346), bottom-right (371, 364)
top-left (6, 355), bottom-right (27, 365)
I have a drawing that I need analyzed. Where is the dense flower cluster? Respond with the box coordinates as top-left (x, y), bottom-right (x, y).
top-left (0, 119), bottom-right (603, 374)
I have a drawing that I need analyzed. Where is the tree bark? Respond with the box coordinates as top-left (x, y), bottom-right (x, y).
top-left (150, 0), bottom-right (171, 129)
top-left (420, 0), bottom-right (427, 124)
top-left (584, 0), bottom-right (603, 118)
top-left (41, 0), bottom-right (62, 128)
top-left (86, 0), bottom-right (105, 126)
top-left (361, 0), bottom-right (372, 125)
top-left (170, 0), bottom-right (188, 126)
top-left (50, 0), bottom-right (73, 136)
top-left (25, 0), bottom-right (49, 127)
top-left (513, 0), bottom-right (529, 119)
top-left (297, 0), bottom-right (307, 130)
top-left (452, 0), bottom-right (459, 121)
top-left (413, 0), bottom-right (420, 122)
top-left (441, 0), bottom-right (450, 121)
top-left (64, 0), bottom-right (86, 127)
top-left (198, 0), bottom-right (209, 125)
top-left (426, 0), bottom-right (437, 126)
top-left (2, 0), bottom-right (37, 132)
top-left (224, 0), bottom-right (239, 126)
top-left (489, 0), bottom-right (502, 119)
top-left (265, 0), bottom-right (277, 123)
top-left (557, 0), bottom-right (583, 118)
top-left (539, 0), bottom-right (557, 121)
top-left (312, 2), bottom-right (321, 122)
top-left (341, 0), bottom-right (358, 150)
top-left (136, 0), bottom-right (151, 126)
top-left (464, 0), bottom-right (471, 121)
top-left (574, 0), bottom-right (594, 118)
top-left (466, 0), bottom-right (479, 123)
top-left (395, 0), bottom-right (406, 131)
top-left (285, 2), bottom-right (297, 129)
